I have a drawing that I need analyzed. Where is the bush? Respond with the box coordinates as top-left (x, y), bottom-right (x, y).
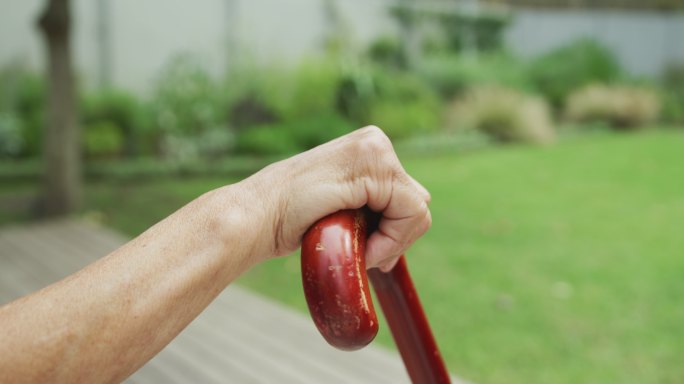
top-left (368, 70), bottom-right (442, 140)
top-left (84, 121), bottom-right (124, 158)
top-left (151, 54), bottom-right (230, 160)
top-left (369, 100), bottom-right (441, 140)
top-left (528, 39), bottom-right (621, 108)
top-left (284, 58), bottom-right (343, 119)
top-left (366, 35), bottom-right (406, 69)
top-left (335, 64), bottom-right (376, 123)
top-left (417, 52), bottom-right (530, 99)
top-left (446, 85), bottom-right (555, 144)
top-left (236, 113), bottom-right (354, 155)
top-left (81, 89), bottom-right (150, 157)
top-left (235, 126), bottom-right (299, 156)
top-left (564, 84), bottom-right (661, 129)
top-left (0, 65), bottom-right (45, 157)
top-left (226, 58), bottom-right (343, 124)
top-left (660, 63), bottom-right (684, 125)
top-left (0, 112), bottom-right (23, 157)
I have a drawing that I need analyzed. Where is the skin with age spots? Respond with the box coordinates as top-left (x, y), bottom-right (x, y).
top-left (0, 126), bottom-right (431, 383)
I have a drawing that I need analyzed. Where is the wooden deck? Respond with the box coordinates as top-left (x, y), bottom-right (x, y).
top-left (0, 219), bottom-right (464, 383)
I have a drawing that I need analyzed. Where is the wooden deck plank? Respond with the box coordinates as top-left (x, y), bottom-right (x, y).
top-left (0, 219), bottom-right (465, 383)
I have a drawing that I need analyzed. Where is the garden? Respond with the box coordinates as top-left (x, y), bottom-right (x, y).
top-left (1, 6), bottom-right (684, 384)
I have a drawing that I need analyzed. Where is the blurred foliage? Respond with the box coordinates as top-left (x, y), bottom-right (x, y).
top-left (0, 112), bottom-right (23, 158)
top-left (390, 4), bottom-right (510, 53)
top-left (434, 10), bottom-right (511, 53)
top-left (81, 89), bottom-right (150, 158)
top-left (528, 39), bottom-right (622, 108)
top-left (416, 52), bottom-right (530, 98)
top-left (660, 63), bottom-right (684, 125)
top-left (225, 57), bottom-right (341, 119)
top-left (447, 85), bottom-right (555, 144)
top-left (564, 84), bottom-right (661, 129)
top-left (236, 112), bottom-right (353, 155)
top-left (366, 35), bottom-right (406, 70)
top-left (83, 121), bottom-right (124, 158)
top-left (0, 63), bottom-right (45, 158)
top-left (368, 70), bottom-right (442, 139)
top-left (150, 54), bottom-right (231, 161)
top-left (1, 29), bottom-right (681, 164)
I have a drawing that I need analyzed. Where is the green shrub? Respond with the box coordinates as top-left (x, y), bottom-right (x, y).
top-left (236, 113), bottom-right (354, 155)
top-left (284, 58), bottom-right (342, 119)
top-left (81, 89), bottom-right (150, 157)
top-left (369, 100), bottom-right (441, 141)
top-left (368, 70), bottom-right (442, 140)
top-left (366, 35), bottom-right (406, 69)
top-left (0, 65), bottom-right (45, 157)
top-left (447, 85), bottom-right (555, 144)
top-left (564, 84), bottom-right (661, 129)
top-left (661, 90), bottom-right (684, 125)
top-left (225, 57), bottom-right (342, 121)
top-left (151, 54), bottom-right (230, 159)
top-left (417, 52), bottom-right (530, 99)
top-left (660, 63), bottom-right (684, 125)
top-left (223, 61), bottom-right (289, 120)
top-left (335, 64), bottom-right (376, 123)
top-left (528, 39), bottom-right (621, 108)
top-left (0, 112), bottom-right (23, 157)
top-left (84, 121), bottom-right (124, 158)
top-left (235, 127), bottom-right (298, 156)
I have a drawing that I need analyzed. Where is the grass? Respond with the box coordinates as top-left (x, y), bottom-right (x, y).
top-left (1, 129), bottom-right (683, 383)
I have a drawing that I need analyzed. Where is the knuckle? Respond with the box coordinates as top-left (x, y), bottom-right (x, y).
top-left (423, 209), bottom-right (433, 232)
top-left (414, 203), bottom-right (432, 235)
top-left (346, 126), bottom-right (398, 174)
top-left (358, 126), bottom-right (393, 153)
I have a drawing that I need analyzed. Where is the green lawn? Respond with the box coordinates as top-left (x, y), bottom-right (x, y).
top-left (2, 130), bottom-right (683, 383)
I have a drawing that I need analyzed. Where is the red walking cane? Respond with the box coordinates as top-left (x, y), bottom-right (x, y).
top-left (301, 209), bottom-right (451, 384)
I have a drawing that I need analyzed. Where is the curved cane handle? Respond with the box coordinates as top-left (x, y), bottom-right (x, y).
top-left (300, 209), bottom-right (378, 350)
top-left (301, 209), bottom-right (452, 383)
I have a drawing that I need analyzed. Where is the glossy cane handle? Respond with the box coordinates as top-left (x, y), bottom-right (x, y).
top-left (301, 209), bottom-right (452, 383)
top-left (301, 209), bottom-right (378, 350)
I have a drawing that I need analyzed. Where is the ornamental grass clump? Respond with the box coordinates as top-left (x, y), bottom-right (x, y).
top-left (564, 84), bottom-right (661, 129)
top-left (446, 85), bottom-right (555, 145)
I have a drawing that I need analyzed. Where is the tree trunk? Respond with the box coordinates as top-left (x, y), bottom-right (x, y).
top-left (38, 0), bottom-right (81, 216)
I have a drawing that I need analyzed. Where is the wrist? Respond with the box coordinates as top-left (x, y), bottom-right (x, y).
top-left (205, 176), bottom-right (281, 268)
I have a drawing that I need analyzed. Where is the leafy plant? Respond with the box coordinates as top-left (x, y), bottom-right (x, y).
top-left (150, 54), bottom-right (230, 160)
top-left (366, 35), bottom-right (406, 69)
top-left (236, 113), bottom-right (353, 155)
top-left (368, 71), bottom-right (442, 140)
top-left (81, 89), bottom-right (150, 157)
top-left (417, 52), bottom-right (530, 99)
top-left (528, 39), bottom-right (621, 108)
top-left (0, 64), bottom-right (45, 157)
top-left (84, 121), bottom-right (124, 158)
top-left (0, 112), bottom-right (23, 157)
top-left (660, 63), bottom-right (684, 125)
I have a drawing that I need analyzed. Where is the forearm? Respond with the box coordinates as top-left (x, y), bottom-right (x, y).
top-left (0, 183), bottom-right (265, 383)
